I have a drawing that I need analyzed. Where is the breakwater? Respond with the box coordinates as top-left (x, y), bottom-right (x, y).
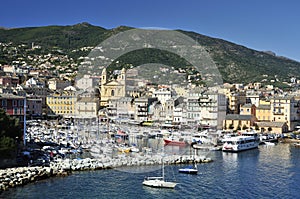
top-left (0, 154), bottom-right (212, 192)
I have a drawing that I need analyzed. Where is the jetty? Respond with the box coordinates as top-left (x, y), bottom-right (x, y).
top-left (0, 154), bottom-right (212, 192)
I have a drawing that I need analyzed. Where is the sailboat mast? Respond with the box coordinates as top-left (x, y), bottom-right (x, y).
top-left (162, 146), bottom-right (165, 181)
top-left (194, 149), bottom-right (197, 169)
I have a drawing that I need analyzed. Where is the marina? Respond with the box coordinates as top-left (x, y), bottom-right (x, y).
top-left (1, 118), bottom-right (300, 195)
top-left (2, 143), bottom-right (300, 198)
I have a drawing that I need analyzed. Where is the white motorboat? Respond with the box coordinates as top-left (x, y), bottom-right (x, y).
top-left (222, 131), bottom-right (260, 152)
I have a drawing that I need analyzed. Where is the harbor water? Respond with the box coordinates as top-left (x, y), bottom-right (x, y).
top-left (2, 143), bottom-right (300, 199)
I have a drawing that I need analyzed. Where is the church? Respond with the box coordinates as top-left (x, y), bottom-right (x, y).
top-left (100, 67), bottom-right (126, 107)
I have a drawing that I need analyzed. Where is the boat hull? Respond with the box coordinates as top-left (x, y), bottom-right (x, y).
top-left (143, 179), bottom-right (177, 188)
top-left (178, 168), bottom-right (198, 174)
top-left (222, 142), bottom-right (259, 152)
top-left (164, 139), bottom-right (187, 146)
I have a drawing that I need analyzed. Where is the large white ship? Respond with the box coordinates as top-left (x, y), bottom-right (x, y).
top-left (222, 131), bottom-right (260, 152)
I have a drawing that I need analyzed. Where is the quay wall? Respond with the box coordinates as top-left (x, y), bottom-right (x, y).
top-left (0, 154), bottom-right (212, 192)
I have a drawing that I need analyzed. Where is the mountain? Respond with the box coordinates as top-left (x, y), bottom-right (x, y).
top-left (0, 22), bottom-right (299, 84)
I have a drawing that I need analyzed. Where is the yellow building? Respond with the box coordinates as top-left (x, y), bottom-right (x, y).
top-left (240, 104), bottom-right (256, 116)
top-left (223, 114), bottom-right (257, 130)
top-left (256, 104), bottom-right (271, 122)
top-left (224, 88), bottom-right (246, 114)
top-left (46, 86), bottom-right (76, 116)
top-left (270, 96), bottom-right (299, 131)
top-left (100, 68), bottom-right (126, 107)
top-left (256, 122), bottom-right (288, 134)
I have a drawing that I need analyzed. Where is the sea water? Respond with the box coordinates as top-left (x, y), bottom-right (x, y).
top-left (2, 143), bottom-right (300, 199)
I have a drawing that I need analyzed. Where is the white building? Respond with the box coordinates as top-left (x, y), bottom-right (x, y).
top-left (198, 92), bottom-right (227, 130)
top-left (48, 78), bottom-right (71, 91)
top-left (173, 103), bottom-right (187, 124)
top-left (152, 88), bottom-right (172, 105)
top-left (246, 91), bottom-right (261, 107)
top-left (186, 88), bottom-right (202, 125)
top-left (76, 75), bottom-right (99, 90)
top-left (75, 96), bottom-right (99, 118)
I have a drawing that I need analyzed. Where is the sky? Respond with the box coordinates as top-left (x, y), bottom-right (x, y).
top-left (1, 0), bottom-right (300, 62)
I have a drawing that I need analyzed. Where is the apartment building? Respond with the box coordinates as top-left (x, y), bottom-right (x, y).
top-left (270, 96), bottom-right (300, 131)
top-left (46, 87), bottom-right (77, 116)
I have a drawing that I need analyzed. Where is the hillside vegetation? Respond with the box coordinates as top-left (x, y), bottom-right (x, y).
top-left (0, 23), bottom-right (299, 84)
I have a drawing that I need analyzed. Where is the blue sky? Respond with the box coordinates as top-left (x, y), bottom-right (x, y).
top-left (1, 0), bottom-right (300, 61)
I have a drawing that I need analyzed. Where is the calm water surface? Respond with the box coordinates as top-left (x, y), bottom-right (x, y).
top-left (2, 143), bottom-right (300, 199)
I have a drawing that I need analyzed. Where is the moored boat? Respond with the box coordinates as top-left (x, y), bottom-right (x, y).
top-left (143, 147), bottom-right (177, 188)
top-left (142, 177), bottom-right (177, 188)
top-left (164, 136), bottom-right (187, 146)
top-left (178, 165), bottom-right (198, 174)
top-left (263, 141), bottom-right (276, 146)
top-left (222, 131), bottom-right (260, 152)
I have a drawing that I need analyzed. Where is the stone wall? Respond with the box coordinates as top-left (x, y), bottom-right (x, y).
top-left (0, 154), bottom-right (212, 192)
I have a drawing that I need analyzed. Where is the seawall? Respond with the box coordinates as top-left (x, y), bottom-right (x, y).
top-left (0, 154), bottom-right (212, 192)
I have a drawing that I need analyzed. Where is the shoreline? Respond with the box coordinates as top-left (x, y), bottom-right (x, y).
top-left (0, 154), bottom-right (212, 192)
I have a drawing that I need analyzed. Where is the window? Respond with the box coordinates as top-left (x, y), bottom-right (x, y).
top-left (13, 100), bottom-right (17, 107)
top-left (111, 90), bottom-right (115, 96)
top-left (1, 99), bottom-right (7, 107)
top-left (19, 100), bottom-right (23, 106)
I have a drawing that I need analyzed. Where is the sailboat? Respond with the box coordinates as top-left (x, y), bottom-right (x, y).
top-left (178, 149), bottom-right (198, 174)
top-left (142, 148), bottom-right (177, 188)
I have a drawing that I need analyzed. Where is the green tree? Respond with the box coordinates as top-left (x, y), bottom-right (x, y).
top-left (0, 108), bottom-right (22, 158)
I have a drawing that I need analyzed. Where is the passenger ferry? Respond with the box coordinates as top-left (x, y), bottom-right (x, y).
top-left (222, 131), bottom-right (260, 152)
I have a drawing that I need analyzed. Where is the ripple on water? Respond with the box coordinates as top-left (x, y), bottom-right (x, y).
top-left (1, 143), bottom-right (300, 199)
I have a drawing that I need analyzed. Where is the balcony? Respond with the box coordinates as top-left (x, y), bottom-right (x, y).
top-left (273, 112), bottom-right (284, 115)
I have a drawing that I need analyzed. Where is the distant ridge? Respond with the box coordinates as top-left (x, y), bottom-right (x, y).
top-left (0, 23), bottom-right (299, 84)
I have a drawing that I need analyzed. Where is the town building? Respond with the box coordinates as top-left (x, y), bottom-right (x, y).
top-left (46, 86), bottom-right (77, 117)
top-left (270, 95), bottom-right (300, 131)
top-left (0, 76), bottom-right (19, 87)
top-left (256, 121), bottom-right (288, 134)
top-left (100, 68), bottom-right (126, 107)
top-left (76, 75), bottom-right (100, 90)
top-left (152, 88), bottom-right (172, 105)
top-left (26, 95), bottom-right (43, 119)
top-left (197, 92), bottom-right (227, 129)
top-left (48, 78), bottom-right (71, 91)
top-left (106, 97), bottom-right (135, 119)
top-left (225, 87), bottom-right (246, 114)
top-left (223, 114), bottom-right (257, 130)
top-left (0, 93), bottom-right (25, 124)
top-left (134, 97), bottom-right (157, 122)
top-left (75, 96), bottom-right (99, 118)
top-left (240, 104), bottom-right (256, 116)
top-left (149, 101), bottom-right (164, 122)
top-left (256, 104), bottom-right (271, 122)
top-left (186, 88), bottom-right (202, 125)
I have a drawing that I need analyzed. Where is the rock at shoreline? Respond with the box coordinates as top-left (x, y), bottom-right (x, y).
top-left (0, 154), bottom-right (212, 192)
